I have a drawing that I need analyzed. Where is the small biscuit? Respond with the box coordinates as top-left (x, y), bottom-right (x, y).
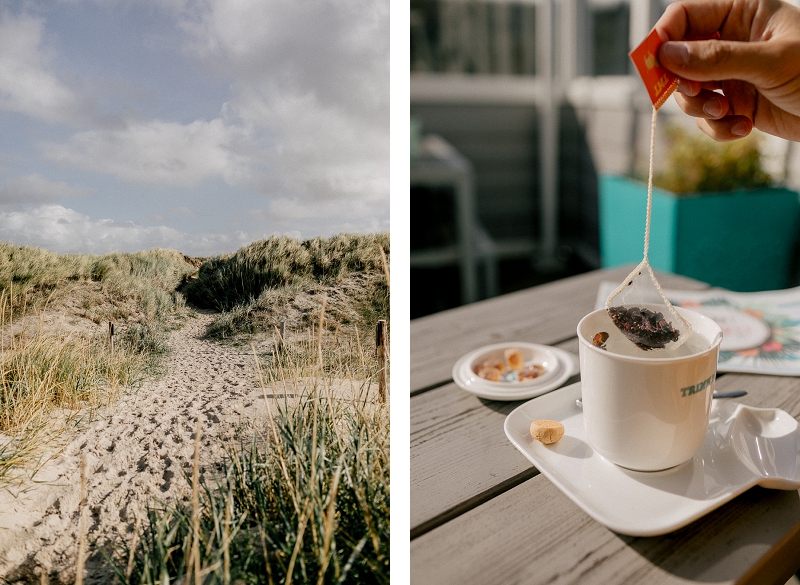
top-left (483, 357), bottom-right (505, 374)
top-left (530, 419), bottom-right (564, 444)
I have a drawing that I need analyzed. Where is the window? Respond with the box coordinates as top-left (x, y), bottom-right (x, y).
top-left (411, 0), bottom-right (537, 75)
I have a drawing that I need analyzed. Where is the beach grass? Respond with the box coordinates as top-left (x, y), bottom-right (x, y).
top-left (0, 234), bottom-right (389, 581)
top-left (0, 243), bottom-right (195, 321)
top-left (185, 233), bottom-right (389, 341)
top-left (111, 312), bottom-right (389, 584)
top-left (0, 245), bottom-right (197, 480)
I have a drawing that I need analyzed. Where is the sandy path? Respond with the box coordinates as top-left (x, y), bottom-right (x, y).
top-left (0, 312), bottom-right (274, 584)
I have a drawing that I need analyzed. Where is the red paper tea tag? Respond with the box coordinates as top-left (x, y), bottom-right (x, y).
top-left (629, 29), bottom-right (678, 109)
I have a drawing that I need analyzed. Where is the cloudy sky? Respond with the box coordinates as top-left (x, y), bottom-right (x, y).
top-left (0, 0), bottom-right (389, 256)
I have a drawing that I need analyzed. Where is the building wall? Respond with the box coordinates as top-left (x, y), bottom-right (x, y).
top-left (411, 103), bottom-right (539, 244)
top-left (410, 76), bottom-right (658, 268)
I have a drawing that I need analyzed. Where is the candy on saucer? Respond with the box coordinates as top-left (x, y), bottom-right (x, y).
top-left (474, 348), bottom-right (545, 383)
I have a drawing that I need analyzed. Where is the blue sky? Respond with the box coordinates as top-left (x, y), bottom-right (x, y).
top-left (0, 0), bottom-right (389, 256)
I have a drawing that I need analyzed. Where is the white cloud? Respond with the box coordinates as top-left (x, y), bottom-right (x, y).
top-left (0, 1), bottom-right (388, 255)
top-left (18, 0), bottom-right (388, 204)
top-left (0, 174), bottom-right (88, 209)
top-left (0, 204), bottom-right (246, 255)
top-left (177, 0), bottom-right (389, 204)
top-left (235, 90), bottom-right (388, 203)
top-left (178, 0), bottom-right (388, 109)
top-left (0, 11), bottom-right (91, 124)
top-left (41, 118), bottom-right (258, 187)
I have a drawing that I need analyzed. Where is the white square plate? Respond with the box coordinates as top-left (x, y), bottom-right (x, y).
top-left (504, 383), bottom-right (800, 536)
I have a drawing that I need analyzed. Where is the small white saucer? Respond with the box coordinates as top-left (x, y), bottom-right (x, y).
top-left (504, 383), bottom-right (800, 536)
top-left (452, 343), bottom-right (579, 401)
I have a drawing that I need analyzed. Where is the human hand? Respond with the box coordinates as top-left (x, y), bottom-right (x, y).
top-left (654, 0), bottom-right (800, 142)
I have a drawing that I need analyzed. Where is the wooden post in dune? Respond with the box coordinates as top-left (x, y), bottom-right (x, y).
top-left (108, 321), bottom-right (115, 355)
top-left (376, 320), bottom-right (387, 403)
top-left (75, 453), bottom-right (87, 585)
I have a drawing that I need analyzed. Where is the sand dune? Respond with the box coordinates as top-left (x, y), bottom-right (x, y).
top-left (0, 311), bottom-right (376, 584)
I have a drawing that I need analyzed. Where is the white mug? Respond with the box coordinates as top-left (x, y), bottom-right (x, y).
top-left (577, 306), bottom-right (722, 471)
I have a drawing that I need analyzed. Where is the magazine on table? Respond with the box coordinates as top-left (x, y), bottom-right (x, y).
top-left (596, 282), bottom-right (800, 376)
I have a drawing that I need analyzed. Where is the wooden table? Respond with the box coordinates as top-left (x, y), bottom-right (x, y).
top-left (411, 267), bottom-right (800, 585)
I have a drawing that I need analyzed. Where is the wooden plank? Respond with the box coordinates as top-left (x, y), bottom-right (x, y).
top-left (738, 520), bottom-right (800, 585)
top-left (411, 339), bottom-right (580, 535)
top-left (411, 374), bottom-right (800, 584)
top-left (451, 140), bottom-right (536, 161)
top-left (410, 267), bottom-right (708, 392)
top-left (411, 475), bottom-right (800, 585)
top-left (410, 104), bottom-right (538, 134)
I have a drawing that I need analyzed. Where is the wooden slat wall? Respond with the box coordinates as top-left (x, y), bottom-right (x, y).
top-left (410, 103), bottom-right (539, 241)
top-left (410, 100), bottom-right (640, 269)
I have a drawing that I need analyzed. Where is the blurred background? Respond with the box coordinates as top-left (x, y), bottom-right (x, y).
top-left (410, 0), bottom-right (800, 318)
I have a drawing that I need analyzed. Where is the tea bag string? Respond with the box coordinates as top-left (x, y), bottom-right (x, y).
top-left (605, 108), bottom-right (658, 307)
top-left (606, 103), bottom-right (664, 306)
top-left (604, 104), bottom-right (691, 343)
top-left (642, 106), bottom-right (680, 317)
top-left (643, 105), bottom-right (656, 264)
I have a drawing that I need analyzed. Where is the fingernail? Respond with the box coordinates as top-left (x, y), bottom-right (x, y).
top-left (704, 98), bottom-right (722, 118)
top-left (660, 42), bottom-right (690, 66)
top-left (732, 120), bottom-right (751, 137)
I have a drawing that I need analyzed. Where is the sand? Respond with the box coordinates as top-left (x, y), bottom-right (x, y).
top-left (0, 311), bottom-right (356, 584)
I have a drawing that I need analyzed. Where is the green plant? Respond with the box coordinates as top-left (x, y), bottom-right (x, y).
top-left (121, 322), bottom-right (169, 356)
top-left (191, 234), bottom-right (389, 342)
top-left (654, 125), bottom-right (772, 194)
top-left (0, 244), bottom-right (196, 321)
top-left (185, 233), bottom-right (389, 312)
top-left (0, 323), bottom-right (149, 485)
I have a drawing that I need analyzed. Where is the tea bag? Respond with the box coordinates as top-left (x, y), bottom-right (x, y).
top-left (604, 105), bottom-right (691, 351)
top-left (605, 260), bottom-right (690, 351)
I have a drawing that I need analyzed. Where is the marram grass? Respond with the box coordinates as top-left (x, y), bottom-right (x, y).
top-left (192, 234), bottom-right (389, 342)
top-left (0, 243), bottom-right (195, 321)
top-left (0, 244), bottom-right (196, 481)
top-left (0, 303), bottom-right (149, 481)
top-left (111, 324), bottom-right (389, 584)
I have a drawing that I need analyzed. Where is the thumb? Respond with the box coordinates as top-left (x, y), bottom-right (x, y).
top-left (659, 39), bottom-right (776, 85)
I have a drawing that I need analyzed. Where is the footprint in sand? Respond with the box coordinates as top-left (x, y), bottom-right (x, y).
top-left (0, 312), bottom-right (277, 582)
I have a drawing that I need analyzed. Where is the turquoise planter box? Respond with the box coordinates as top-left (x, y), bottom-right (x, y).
top-left (599, 175), bottom-right (800, 291)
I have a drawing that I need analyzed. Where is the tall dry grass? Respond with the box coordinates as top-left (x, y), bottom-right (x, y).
top-left (185, 234), bottom-right (389, 341)
top-left (0, 294), bottom-right (147, 481)
top-left (112, 318), bottom-right (389, 584)
top-left (185, 233), bottom-right (389, 311)
top-left (0, 244), bottom-right (197, 481)
top-left (0, 244), bottom-right (195, 320)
